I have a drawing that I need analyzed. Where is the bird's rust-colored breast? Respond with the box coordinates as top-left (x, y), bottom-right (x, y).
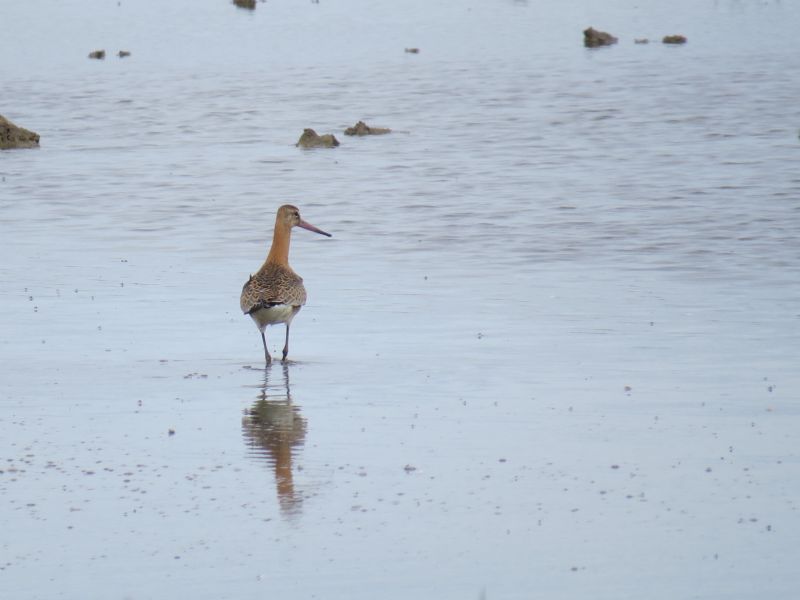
top-left (240, 263), bottom-right (307, 314)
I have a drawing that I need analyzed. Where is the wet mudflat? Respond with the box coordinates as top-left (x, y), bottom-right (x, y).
top-left (2, 0), bottom-right (800, 598)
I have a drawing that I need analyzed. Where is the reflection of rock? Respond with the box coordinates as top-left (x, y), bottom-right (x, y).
top-left (344, 121), bottom-right (391, 136)
top-left (296, 128), bottom-right (340, 148)
top-left (88, 49), bottom-right (105, 60)
top-left (233, 0), bottom-right (256, 9)
top-left (662, 35), bottom-right (687, 45)
top-left (242, 365), bottom-right (307, 517)
top-left (583, 27), bottom-right (617, 48)
top-left (1, 115), bottom-right (40, 150)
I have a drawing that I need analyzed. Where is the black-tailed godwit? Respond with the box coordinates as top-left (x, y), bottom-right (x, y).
top-left (241, 205), bottom-right (331, 364)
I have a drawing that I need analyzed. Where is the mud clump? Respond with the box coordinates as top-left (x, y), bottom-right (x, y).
top-left (1, 114), bottom-right (40, 149)
top-left (296, 128), bottom-right (340, 148)
top-left (88, 49), bottom-right (105, 60)
top-left (344, 121), bottom-right (391, 136)
top-left (583, 27), bottom-right (617, 48)
top-left (663, 35), bottom-right (687, 45)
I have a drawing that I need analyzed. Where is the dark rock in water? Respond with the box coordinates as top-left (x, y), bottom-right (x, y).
top-left (233, 0), bottom-right (256, 9)
top-left (296, 128), bottom-right (339, 148)
top-left (0, 114), bottom-right (40, 149)
top-left (118, 50), bottom-right (131, 58)
top-left (404, 48), bottom-right (419, 54)
top-left (663, 35), bottom-right (687, 45)
top-left (583, 27), bottom-right (617, 48)
top-left (88, 49), bottom-right (106, 60)
top-left (344, 121), bottom-right (391, 136)
top-left (634, 38), bottom-right (649, 44)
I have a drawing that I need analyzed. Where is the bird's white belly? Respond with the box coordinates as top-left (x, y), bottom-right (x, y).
top-left (249, 304), bottom-right (300, 331)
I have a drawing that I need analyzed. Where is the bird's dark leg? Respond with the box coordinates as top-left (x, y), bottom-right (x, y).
top-left (282, 323), bottom-right (290, 362)
top-left (261, 331), bottom-right (271, 365)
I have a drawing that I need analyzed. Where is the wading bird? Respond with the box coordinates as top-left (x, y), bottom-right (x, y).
top-left (241, 205), bottom-right (331, 364)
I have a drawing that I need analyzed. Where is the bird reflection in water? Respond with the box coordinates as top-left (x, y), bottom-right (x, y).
top-left (242, 362), bottom-right (307, 518)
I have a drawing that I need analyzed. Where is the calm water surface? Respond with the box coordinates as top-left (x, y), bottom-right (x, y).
top-left (2, 1), bottom-right (799, 598)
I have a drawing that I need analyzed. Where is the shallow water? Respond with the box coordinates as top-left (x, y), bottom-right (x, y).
top-left (2, 0), bottom-right (800, 598)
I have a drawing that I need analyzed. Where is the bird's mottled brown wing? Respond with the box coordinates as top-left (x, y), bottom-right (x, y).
top-left (240, 263), bottom-right (307, 314)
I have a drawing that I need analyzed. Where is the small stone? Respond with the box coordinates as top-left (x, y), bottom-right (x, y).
top-left (296, 128), bottom-right (339, 148)
top-left (404, 48), bottom-right (420, 54)
top-left (344, 121), bottom-right (391, 136)
top-left (88, 50), bottom-right (106, 60)
top-left (662, 35), bottom-right (687, 45)
top-left (583, 27), bottom-right (617, 48)
top-left (0, 114), bottom-right (40, 149)
top-left (118, 50), bottom-right (131, 58)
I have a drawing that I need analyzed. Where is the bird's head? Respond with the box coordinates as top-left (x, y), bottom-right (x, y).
top-left (276, 204), bottom-right (331, 237)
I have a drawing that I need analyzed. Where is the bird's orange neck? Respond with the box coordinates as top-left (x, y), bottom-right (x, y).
top-left (265, 221), bottom-right (292, 266)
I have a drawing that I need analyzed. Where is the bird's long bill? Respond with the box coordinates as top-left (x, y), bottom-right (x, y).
top-left (297, 219), bottom-right (332, 237)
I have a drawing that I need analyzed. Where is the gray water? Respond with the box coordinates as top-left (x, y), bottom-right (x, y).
top-left (2, 0), bottom-right (800, 598)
